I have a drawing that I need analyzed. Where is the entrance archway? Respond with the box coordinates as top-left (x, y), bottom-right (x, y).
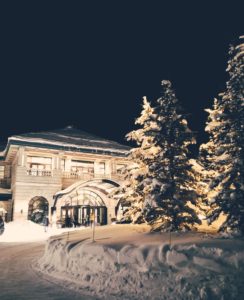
top-left (53, 179), bottom-right (120, 226)
top-left (28, 196), bottom-right (49, 224)
top-left (60, 190), bottom-right (107, 226)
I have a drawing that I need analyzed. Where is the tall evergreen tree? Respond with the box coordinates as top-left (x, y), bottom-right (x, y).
top-left (116, 81), bottom-right (200, 231)
top-left (143, 80), bottom-right (200, 231)
top-left (200, 36), bottom-right (244, 234)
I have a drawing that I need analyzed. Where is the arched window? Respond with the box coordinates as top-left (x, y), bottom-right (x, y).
top-left (28, 196), bottom-right (49, 224)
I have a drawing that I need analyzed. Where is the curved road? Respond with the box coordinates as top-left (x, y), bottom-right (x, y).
top-left (0, 242), bottom-right (96, 300)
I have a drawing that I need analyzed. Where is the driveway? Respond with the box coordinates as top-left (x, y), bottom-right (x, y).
top-left (0, 242), bottom-right (96, 300)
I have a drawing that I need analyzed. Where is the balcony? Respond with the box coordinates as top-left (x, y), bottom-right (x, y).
top-left (62, 171), bottom-right (124, 181)
top-left (26, 169), bottom-right (52, 177)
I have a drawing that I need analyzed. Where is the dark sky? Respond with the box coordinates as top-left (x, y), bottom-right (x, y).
top-left (0, 1), bottom-right (243, 150)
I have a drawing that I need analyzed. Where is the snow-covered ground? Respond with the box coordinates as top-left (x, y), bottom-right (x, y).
top-left (0, 220), bottom-right (96, 299)
top-left (0, 220), bottom-right (81, 242)
top-left (36, 224), bottom-right (244, 300)
top-left (0, 242), bottom-right (96, 300)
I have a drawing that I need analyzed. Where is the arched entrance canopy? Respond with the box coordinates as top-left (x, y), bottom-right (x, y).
top-left (53, 179), bottom-right (120, 207)
top-left (60, 189), bottom-right (105, 207)
top-left (53, 179), bottom-right (120, 226)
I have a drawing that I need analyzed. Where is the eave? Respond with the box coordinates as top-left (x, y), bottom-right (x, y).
top-left (2, 139), bottom-right (129, 163)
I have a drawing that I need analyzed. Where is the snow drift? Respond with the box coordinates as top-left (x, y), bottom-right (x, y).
top-left (36, 226), bottom-right (244, 300)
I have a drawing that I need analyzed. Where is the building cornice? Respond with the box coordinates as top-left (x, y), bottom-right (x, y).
top-left (1, 139), bottom-right (129, 162)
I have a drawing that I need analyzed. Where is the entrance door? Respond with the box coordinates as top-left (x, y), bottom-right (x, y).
top-left (60, 205), bottom-right (107, 226)
top-left (97, 207), bottom-right (107, 225)
top-left (81, 206), bottom-right (107, 225)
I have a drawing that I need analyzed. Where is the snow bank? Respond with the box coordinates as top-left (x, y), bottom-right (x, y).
top-left (0, 220), bottom-right (80, 242)
top-left (36, 226), bottom-right (244, 299)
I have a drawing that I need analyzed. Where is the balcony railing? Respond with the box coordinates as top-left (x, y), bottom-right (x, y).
top-left (62, 171), bottom-right (124, 181)
top-left (26, 169), bottom-right (52, 177)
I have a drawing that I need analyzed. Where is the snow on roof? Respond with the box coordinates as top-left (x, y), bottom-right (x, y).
top-left (7, 127), bottom-right (130, 155)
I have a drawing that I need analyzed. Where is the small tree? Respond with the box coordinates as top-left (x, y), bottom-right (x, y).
top-left (114, 97), bottom-right (155, 223)
top-left (200, 36), bottom-right (244, 234)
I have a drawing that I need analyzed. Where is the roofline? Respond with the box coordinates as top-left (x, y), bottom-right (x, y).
top-left (1, 139), bottom-right (129, 160)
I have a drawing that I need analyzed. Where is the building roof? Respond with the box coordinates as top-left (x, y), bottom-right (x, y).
top-left (1, 127), bottom-right (130, 159)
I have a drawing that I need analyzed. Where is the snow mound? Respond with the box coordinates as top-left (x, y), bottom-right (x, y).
top-left (0, 220), bottom-right (79, 242)
top-left (36, 231), bottom-right (244, 299)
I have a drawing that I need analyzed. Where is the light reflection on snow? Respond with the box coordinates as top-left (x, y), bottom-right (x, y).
top-left (0, 220), bottom-right (82, 243)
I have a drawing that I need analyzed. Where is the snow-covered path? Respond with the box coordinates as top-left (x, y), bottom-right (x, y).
top-left (0, 242), bottom-right (96, 300)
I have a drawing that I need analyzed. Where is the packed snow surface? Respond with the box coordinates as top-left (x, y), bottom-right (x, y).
top-left (36, 225), bottom-right (244, 300)
top-left (0, 220), bottom-right (80, 242)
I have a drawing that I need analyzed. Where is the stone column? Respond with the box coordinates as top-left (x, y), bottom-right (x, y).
top-left (105, 161), bottom-right (111, 176)
top-left (65, 157), bottom-right (71, 171)
top-left (17, 147), bottom-right (25, 166)
top-left (106, 197), bottom-right (117, 224)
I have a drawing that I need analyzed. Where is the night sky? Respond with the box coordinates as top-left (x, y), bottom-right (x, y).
top-left (0, 1), bottom-right (243, 152)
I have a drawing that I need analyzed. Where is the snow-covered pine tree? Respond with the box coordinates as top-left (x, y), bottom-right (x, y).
top-left (189, 158), bottom-right (210, 221)
top-left (112, 97), bottom-right (155, 223)
top-left (116, 81), bottom-right (200, 231)
top-left (140, 80), bottom-right (200, 231)
top-left (200, 36), bottom-right (244, 234)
